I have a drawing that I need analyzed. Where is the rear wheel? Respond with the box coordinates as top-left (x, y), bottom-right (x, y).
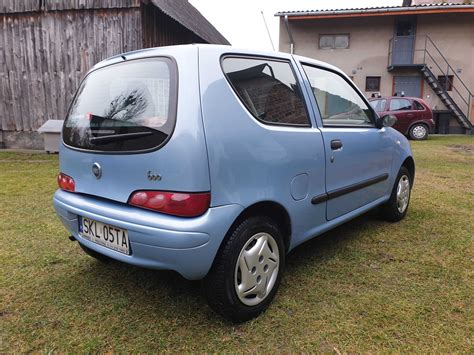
top-left (204, 216), bottom-right (285, 322)
top-left (409, 123), bottom-right (428, 140)
top-left (380, 166), bottom-right (411, 222)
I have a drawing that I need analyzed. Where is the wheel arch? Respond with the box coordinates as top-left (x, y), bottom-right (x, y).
top-left (402, 156), bottom-right (415, 185)
top-left (222, 201), bottom-right (292, 253)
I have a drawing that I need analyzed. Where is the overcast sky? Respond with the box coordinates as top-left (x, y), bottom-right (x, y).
top-left (189, 0), bottom-right (401, 51)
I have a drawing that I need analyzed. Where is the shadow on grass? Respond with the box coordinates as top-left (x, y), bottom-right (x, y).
top-left (59, 210), bottom-right (383, 326)
top-left (286, 210), bottom-right (382, 270)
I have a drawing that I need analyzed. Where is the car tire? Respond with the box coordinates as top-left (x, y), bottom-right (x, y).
top-left (409, 123), bottom-right (428, 140)
top-left (204, 216), bottom-right (285, 323)
top-left (78, 242), bottom-right (111, 263)
top-left (379, 166), bottom-right (412, 222)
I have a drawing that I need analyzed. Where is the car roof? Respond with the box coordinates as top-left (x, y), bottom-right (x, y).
top-left (88, 44), bottom-right (346, 78)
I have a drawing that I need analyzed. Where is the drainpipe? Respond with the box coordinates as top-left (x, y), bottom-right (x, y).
top-left (284, 15), bottom-right (295, 54)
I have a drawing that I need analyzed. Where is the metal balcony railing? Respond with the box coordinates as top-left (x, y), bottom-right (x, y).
top-left (388, 35), bottom-right (473, 126)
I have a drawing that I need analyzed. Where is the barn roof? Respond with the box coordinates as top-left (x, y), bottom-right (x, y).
top-left (0, 0), bottom-right (229, 45)
top-left (150, 0), bottom-right (230, 45)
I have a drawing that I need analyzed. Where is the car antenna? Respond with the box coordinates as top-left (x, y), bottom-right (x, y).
top-left (261, 11), bottom-right (275, 51)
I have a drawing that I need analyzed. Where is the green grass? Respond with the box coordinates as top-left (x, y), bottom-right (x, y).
top-left (1, 136), bottom-right (473, 352)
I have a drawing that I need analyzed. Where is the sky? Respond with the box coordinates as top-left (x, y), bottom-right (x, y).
top-left (188, 0), bottom-right (401, 51)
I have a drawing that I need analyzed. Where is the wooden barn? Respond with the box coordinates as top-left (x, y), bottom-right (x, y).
top-left (0, 0), bottom-right (229, 149)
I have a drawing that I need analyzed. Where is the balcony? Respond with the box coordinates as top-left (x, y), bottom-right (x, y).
top-left (388, 35), bottom-right (473, 130)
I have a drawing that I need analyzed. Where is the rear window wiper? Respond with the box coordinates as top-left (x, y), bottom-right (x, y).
top-left (89, 131), bottom-right (153, 144)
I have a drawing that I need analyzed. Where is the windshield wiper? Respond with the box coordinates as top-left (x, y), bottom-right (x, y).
top-left (89, 131), bottom-right (153, 144)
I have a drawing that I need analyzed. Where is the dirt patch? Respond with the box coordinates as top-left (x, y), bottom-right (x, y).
top-left (448, 144), bottom-right (474, 154)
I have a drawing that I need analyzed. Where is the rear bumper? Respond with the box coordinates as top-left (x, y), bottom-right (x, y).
top-left (53, 189), bottom-right (243, 280)
top-left (429, 120), bottom-right (435, 132)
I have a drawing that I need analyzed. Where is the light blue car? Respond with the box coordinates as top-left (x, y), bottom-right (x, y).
top-left (54, 44), bottom-right (414, 322)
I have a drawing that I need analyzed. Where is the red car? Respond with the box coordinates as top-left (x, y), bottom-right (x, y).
top-left (369, 96), bottom-right (435, 140)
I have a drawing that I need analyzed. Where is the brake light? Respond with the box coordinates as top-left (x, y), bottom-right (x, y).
top-left (128, 191), bottom-right (211, 217)
top-left (57, 172), bottom-right (75, 192)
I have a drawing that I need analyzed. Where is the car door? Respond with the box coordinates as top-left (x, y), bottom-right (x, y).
top-left (387, 98), bottom-right (415, 134)
top-left (300, 63), bottom-right (393, 220)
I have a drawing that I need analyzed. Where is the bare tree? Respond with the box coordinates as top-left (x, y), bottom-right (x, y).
top-left (104, 89), bottom-right (148, 122)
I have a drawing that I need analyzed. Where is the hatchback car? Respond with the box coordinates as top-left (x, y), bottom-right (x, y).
top-left (54, 45), bottom-right (414, 322)
top-left (369, 96), bottom-right (435, 140)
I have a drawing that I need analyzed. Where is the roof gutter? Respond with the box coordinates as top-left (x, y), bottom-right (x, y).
top-left (283, 15), bottom-right (295, 54)
top-left (276, 4), bottom-right (474, 18)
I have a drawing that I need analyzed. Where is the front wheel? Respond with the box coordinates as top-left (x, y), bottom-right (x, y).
top-left (379, 166), bottom-right (412, 222)
top-left (409, 123), bottom-right (428, 140)
top-left (204, 216), bottom-right (285, 322)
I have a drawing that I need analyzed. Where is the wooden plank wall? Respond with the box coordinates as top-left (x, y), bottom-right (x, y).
top-left (0, 4), bottom-right (142, 131)
top-left (45, 0), bottom-right (140, 11)
top-left (0, 0), bottom-right (140, 13)
top-left (0, 0), bottom-right (39, 13)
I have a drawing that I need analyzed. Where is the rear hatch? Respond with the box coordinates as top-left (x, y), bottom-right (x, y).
top-left (59, 46), bottom-right (210, 204)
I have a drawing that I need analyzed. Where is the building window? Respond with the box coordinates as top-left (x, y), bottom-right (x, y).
top-left (319, 34), bottom-right (349, 49)
top-left (438, 75), bottom-right (453, 91)
top-left (365, 76), bottom-right (381, 92)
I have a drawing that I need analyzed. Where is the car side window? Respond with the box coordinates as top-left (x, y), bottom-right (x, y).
top-left (301, 64), bottom-right (375, 127)
top-left (414, 100), bottom-right (425, 110)
top-left (370, 99), bottom-right (387, 113)
top-left (389, 99), bottom-right (412, 111)
top-left (222, 57), bottom-right (310, 126)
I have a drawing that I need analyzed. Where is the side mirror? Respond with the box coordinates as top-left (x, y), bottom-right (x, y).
top-left (376, 114), bottom-right (397, 128)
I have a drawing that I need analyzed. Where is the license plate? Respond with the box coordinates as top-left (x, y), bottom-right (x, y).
top-left (79, 217), bottom-right (130, 255)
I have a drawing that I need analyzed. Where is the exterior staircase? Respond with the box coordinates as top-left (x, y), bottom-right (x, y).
top-left (388, 35), bottom-right (473, 132)
top-left (420, 66), bottom-right (472, 130)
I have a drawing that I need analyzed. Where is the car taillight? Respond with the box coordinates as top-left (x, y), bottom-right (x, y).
top-left (57, 172), bottom-right (75, 192)
top-left (128, 191), bottom-right (211, 217)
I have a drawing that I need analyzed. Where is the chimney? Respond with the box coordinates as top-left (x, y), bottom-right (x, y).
top-left (402, 0), bottom-right (412, 6)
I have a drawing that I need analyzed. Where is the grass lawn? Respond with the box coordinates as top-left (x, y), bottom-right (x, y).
top-left (1, 136), bottom-right (473, 352)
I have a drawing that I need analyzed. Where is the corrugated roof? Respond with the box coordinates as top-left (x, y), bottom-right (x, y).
top-left (150, 0), bottom-right (230, 45)
top-left (276, 2), bottom-right (474, 17)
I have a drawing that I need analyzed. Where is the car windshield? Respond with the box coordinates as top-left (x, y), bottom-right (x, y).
top-left (370, 99), bottom-right (386, 112)
top-left (63, 58), bottom-right (177, 152)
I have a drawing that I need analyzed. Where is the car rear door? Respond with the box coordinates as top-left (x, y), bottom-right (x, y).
top-left (299, 63), bottom-right (393, 221)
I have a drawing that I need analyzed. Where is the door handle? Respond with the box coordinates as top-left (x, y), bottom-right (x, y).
top-left (330, 139), bottom-right (343, 150)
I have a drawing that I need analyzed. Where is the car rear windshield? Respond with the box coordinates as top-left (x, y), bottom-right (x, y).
top-left (63, 58), bottom-right (177, 153)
